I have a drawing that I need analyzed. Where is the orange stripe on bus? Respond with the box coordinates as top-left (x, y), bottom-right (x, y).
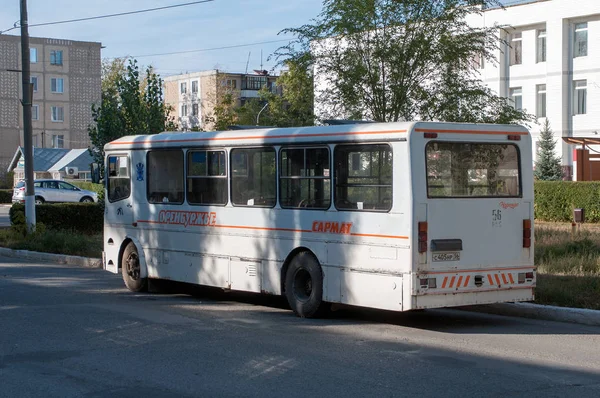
top-left (487, 274), bottom-right (494, 285)
top-left (136, 220), bottom-right (406, 238)
top-left (494, 274), bottom-right (501, 286)
top-left (508, 273), bottom-right (515, 284)
top-left (112, 129), bottom-right (408, 145)
top-left (449, 276), bottom-right (456, 288)
top-left (442, 277), bottom-right (448, 289)
top-left (415, 128), bottom-right (528, 136)
top-left (456, 276), bottom-right (463, 288)
top-left (350, 233), bottom-right (409, 239)
top-left (463, 275), bottom-right (470, 287)
top-left (501, 274), bottom-right (508, 284)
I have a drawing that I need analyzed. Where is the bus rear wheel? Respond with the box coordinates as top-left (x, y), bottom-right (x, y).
top-left (285, 251), bottom-right (328, 318)
top-left (121, 242), bottom-right (147, 292)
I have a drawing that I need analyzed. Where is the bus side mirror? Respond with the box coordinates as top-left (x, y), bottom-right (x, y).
top-left (91, 162), bottom-right (100, 184)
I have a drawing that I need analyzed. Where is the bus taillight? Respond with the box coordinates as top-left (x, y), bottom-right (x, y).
top-left (418, 222), bottom-right (428, 253)
top-left (523, 219), bottom-right (531, 248)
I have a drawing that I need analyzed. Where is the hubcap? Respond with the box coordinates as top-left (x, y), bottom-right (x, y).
top-left (126, 252), bottom-right (140, 280)
top-left (293, 268), bottom-right (313, 302)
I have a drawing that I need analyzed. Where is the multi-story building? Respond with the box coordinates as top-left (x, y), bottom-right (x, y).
top-left (0, 34), bottom-right (101, 176)
top-left (468, 0), bottom-right (600, 179)
top-left (164, 69), bottom-right (280, 131)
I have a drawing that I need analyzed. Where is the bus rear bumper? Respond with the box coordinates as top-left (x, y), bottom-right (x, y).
top-left (410, 287), bottom-right (534, 310)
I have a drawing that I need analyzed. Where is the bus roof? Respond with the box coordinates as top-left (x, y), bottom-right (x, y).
top-left (103, 121), bottom-right (530, 151)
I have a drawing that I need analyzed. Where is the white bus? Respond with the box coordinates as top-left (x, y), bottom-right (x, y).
top-left (102, 121), bottom-right (535, 318)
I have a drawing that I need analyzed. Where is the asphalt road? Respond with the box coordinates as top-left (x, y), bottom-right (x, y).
top-left (1, 256), bottom-right (600, 398)
top-left (0, 205), bottom-right (9, 228)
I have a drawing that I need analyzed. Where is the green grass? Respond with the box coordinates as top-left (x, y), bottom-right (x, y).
top-left (534, 222), bottom-right (600, 310)
top-left (0, 228), bottom-right (102, 258)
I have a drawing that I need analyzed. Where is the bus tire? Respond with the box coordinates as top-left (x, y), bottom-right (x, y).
top-left (284, 251), bottom-right (328, 318)
top-left (121, 242), bottom-right (147, 292)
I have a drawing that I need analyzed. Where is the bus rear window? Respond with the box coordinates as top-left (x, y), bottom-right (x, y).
top-left (426, 142), bottom-right (521, 198)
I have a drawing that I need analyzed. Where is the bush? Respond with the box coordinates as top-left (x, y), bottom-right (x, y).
top-left (10, 202), bottom-right (103, 234)
top-left (0, 189), bottom-right (12, 203)
top-left (534, 181), bottom-right (600, 222)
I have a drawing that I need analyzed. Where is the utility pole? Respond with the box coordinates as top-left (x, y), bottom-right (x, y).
top-left (20, 0), bottom-right (35, 232)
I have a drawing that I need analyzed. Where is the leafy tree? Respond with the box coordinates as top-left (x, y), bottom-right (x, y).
top-left (534, 119), bottom-right (562, 181)
top-left (276, 0), bottom-right (532, 125)
top-left (88, 58), bottom-right (176, 177)
top-left (237, 57), bottom-right (315, 127)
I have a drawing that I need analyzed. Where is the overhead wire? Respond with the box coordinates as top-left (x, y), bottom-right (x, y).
top-left (0, 0), bottom-right (215, 34)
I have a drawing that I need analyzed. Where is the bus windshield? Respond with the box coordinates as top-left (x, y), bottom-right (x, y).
top-left (426, 141), bottom-right (521, 198)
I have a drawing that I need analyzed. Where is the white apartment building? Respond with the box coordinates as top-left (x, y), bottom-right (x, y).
top-left (468, 0), bottom-right (600, 179)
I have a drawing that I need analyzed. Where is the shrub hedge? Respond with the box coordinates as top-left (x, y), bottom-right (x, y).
top-left (10, 202), bottom-right (103, 234)
top-left (0, 189), bottom-right (12, 204)
top-left (534, 181), bottom-right (600, 223)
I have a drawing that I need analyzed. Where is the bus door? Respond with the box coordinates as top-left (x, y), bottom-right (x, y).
top-left (420, 139), bottom-right (533, 275)
top-left (104, 154), bottom-right (134, 273)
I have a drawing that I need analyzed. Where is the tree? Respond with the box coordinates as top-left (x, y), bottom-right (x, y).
top-left (237, 57), bottom-right (315, 127)
top-left (276, 0), bottom-right (532, 126)
top-left (88, 58), bottom-right (177, 177)
top-left (534, 119), bottom-right (563, 180)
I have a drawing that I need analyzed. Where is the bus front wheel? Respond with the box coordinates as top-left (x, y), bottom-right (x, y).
top-left (284, 251), bottom-right (328, 318)
top-left (121, 242), bottom-right (147, 292)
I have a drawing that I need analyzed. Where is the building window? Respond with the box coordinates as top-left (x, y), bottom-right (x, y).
top-left (51, 134), bottom-right (64, 148)
top-left (510, 32), bottom-right (522, 65)
top-left (192, 80), bottom-right (198, 93)
top-left (30, 48), bottom-right (37, 63)
top-left (537, 29), bottom-right (546, 63)
top-left (242, 76), bottom-right (266, 90)
top-left (32, 104), bottom-right (39, 120)
top-left (574, 22), bottom-right (588, 58)
top-left (334, 144), bottom-right (392, 211)
top-left (231, 147), bottom-right (276, 207)
top-left (510, 87), bottom-right (522, 110)
top-left (470, 52), bottom-right (484, 70)
top-left (51, 106), bottom-right (64, 122)
top-left (50, 50), bottom-right (63, 66)
top-left (51, 78), bottom-right (64, 93)
top-left (147, 150), bottom-right (184, 204)
top-left (187, 150), bottom-right (228, 205)
top-left (226, 79), bottom-right (237, 89)
top-left (181, 104), bottom-right (188, 117)
top-left (107, 155), bottom-right (130, 202)
top-left (192, 103), bottom-right (198, 117)
top-left (574, 80), bottom-right (587, 115)
top-left (536, 84), bottom-right (546, 118)
top-left (180, 82), bottom-right (187, 94)
top-left (279, 147), bottom-right (330, 209)
top-left (30, 76), bottom-right (38, 92)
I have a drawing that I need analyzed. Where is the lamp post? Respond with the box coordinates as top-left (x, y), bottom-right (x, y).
top-left (20, 0), bottom-right (36, 232)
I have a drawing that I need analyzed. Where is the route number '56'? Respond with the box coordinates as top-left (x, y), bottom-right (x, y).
top-left (492, 209), bottom-right (502, 221)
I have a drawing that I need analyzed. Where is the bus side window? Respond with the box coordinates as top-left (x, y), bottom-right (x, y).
top-left (107, 155), bottom-right (131, 203)
top-left (187, 150), bottom-right (228, 206)
top-left (279, 147), bottom-right (331, 209)
top-left (334, 144), bottom-right (392, 212)
top-left (231, 148), bottom-right (276, 207)
top-left (147, 150), bottom-right (184, 204)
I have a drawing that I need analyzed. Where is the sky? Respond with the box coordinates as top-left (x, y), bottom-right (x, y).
top-left (0, 0), bottom-right (324, 77)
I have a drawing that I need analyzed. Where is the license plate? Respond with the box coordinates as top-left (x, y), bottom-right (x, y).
top-left (432, 252), bottom-right (460, 262)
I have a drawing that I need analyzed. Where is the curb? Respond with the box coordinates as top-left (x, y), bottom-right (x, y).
top-left (460, 302), bottom-right (600, 327)
top-left (0, 247), bottom-right (102, 269)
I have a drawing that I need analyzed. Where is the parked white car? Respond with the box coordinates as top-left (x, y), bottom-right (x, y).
top-left (12, 179), bottom-right (98, 204)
